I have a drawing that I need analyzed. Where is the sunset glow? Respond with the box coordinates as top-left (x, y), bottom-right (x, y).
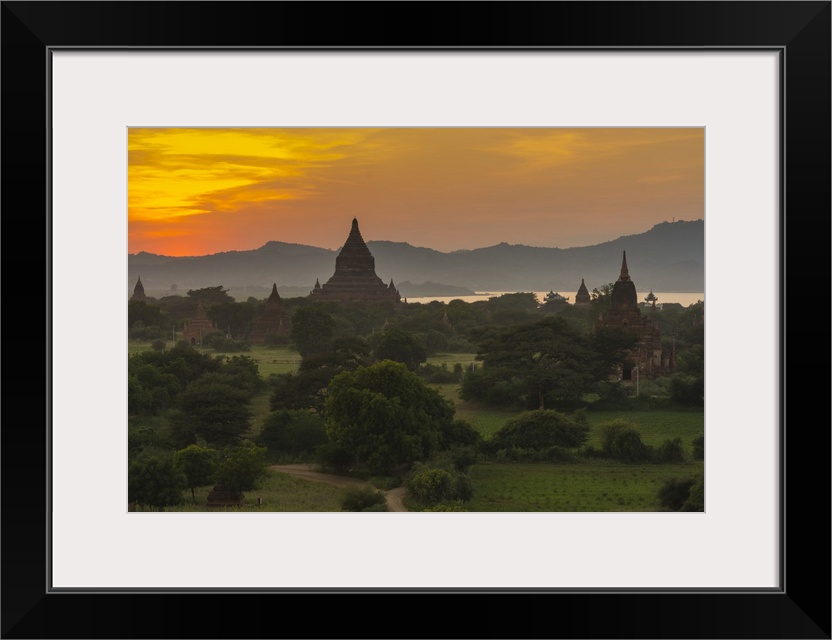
top-left (128, 128), bottom-right (704, 256)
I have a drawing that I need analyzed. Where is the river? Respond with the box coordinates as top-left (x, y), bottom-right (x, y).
top-left (406, 291), bottom-right (704, 307)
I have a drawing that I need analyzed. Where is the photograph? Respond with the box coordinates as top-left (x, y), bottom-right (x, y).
top-left (3, 0), bottom-right (827, 635)
top-left (127, 127), bottom-right (705, 514)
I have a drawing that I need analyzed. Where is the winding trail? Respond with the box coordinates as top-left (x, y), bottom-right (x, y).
top-left (270, 464), bottom-right (408, 512)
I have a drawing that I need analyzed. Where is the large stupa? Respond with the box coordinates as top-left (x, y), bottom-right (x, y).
top-left (310, 218), bottom-right (401, 304)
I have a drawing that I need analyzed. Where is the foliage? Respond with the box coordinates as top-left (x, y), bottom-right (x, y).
top-left (215, 443), bottom-right (270, 493)
top-left (325, 360), bottom-right (456, 475)
top-left (692, 434), bottom-right (705, 461)
top-left (186, 285), bottom-right (234, 305)
top-left (461, 316), bottom-right (597, 410)
top-left (681, 475), bottom-right (705, 511)
top-left (339, 485), bottom-right (388, 512)
top-left (269, 337), bottom-right (370, 413)
top-left (656, 437), bottom-right (685, 463)
top-left (600, 420), bottom-right (654, 463)
top-left (657, 477), bottom-right (698, 511)
top-left (370, 327), bottom-right (428, 371)
top-left (128, 453), bottom-right (187, 510)
top-left (172, 377), bottom-right (253, 448)
top-left (487, 410), bottom-right (590, 453)
top-left (174, 444), bottom-right (219, 504)
top-left (290, 305), bottom-right (335, 357)
top-left (258, 410), bottom-right (328, 460)
top-left (670, 374), bottom-right (704, 407)
top-left (405, 464), bottom-right (474, 507)
top-left (151, 339), bottom-right (166, 352)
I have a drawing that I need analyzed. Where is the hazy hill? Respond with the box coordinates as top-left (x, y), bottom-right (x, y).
top-left (128, 219), bottom-right (704, 297)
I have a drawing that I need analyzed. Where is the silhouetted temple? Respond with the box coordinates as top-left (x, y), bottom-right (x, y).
top-left (596, 251), bottom-right (675, 380)
top-left (131, 276), bottom-right (147, 301)
top-left (574, 278), bottom-right (591, 306)
top-left (310, 218), bottom-right (402, 304)
top-left (182, 303), bottom-right (217, 346)
top-left (248, 283), bottom-right (290, 344)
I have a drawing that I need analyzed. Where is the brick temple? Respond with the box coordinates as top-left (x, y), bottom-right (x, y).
top-left (596, 251), bottom-right (675, 380)
top-left (310, 218), bottom-right (402, 304)
top-left (182, 303), bottom-right (217, 345)
top-left (248, 283), bottom-right (290, 343)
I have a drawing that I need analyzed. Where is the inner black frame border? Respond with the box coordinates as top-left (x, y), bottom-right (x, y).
top-left (2, 2), bottom-right (829, 639)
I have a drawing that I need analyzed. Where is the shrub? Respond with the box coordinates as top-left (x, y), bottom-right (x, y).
top-left (151, 339), bottom-right (167, 352)
top-left (407, 468), bottom-right (454, 505)
top-left (692, 434), bottom-right (705, 461)
top-left (340, 485), bottom-right (388, 512)
top-left (657, 477), bottom-right (697, 511)
top-left (488, 410), bottom-right (589, 453)
top-left (656, 437), bottom-right (685, 463)
top-left (600, 420), bottom-right (653, 463)
top-left (681, 476), bottom-right (705, 511)
top-left (128, 453), bottom-right (187, 510)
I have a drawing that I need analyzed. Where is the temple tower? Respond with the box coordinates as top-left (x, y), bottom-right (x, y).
top-left (310, 218), bottom-right (401, 303)
top-left (574, 278), bottom-right (591, 306)
top-left (131, 276), bottom-right (147, 301)
top-left (248, 283), bottom-right (290, 344)
top-left (596, 251), bottom-right (674, 380)
top-left (182, 303), bottom-right (217, 346)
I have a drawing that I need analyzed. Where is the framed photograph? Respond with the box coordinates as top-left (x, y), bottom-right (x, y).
top-left (4, 2), bottom-right (829, 638)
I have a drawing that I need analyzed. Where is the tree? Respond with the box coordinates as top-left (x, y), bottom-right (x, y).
top-left (128, 453), bottom-right (187, 510)
top-left (215, 443), bottom-right (270, 493)
top-left (325, 360), bottom-right (455, 475)
top-left (258, 410), bottom-right (328, 460)
top-left (186, 285), bottom-right (234, 306)
top-left (172, 377), bottom-right (253, 448)
top-left (269, 337), bottom-right (371, 413)
top-left (290, 305), bottom-right (335, 357)
top-left (461, 316), bottom-right (596, 409)
top-left (370, 327), bottom-right (428, 371)
top-left (174, 444), bottom-right (219, 504)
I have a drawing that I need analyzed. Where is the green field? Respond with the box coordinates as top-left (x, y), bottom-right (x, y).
top-left (129, 341), bottom-right (704, 512)
top-left (465, 462), bottom-right (703, 512)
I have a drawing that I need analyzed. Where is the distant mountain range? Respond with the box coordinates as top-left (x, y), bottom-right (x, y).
top-left (128, 219), bottom-right (704, 298)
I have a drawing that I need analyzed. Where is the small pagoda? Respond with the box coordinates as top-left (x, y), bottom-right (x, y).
top-left (182, 303), bottom-right (217, 346)
top-left (310, 218), bottom-right (402, 304)
top-left (130, 276), bottom-right (147, 301)
top-left (248, 283), bottom-right (290, 344)
top-left (574, 278), bottom-right (591, 306)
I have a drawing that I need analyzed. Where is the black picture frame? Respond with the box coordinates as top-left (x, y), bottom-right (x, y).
top-left (3, 2), bottom-right (829, 638)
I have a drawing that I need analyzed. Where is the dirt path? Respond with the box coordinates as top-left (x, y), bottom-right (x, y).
top-left (271, 464), bottom-right (408, 512)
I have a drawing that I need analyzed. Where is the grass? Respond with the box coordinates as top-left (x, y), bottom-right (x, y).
top-left (160, 468), bottom-right (344, 512)
top-left (465, 461), bottom-right (704, 512)
top-left (583, 410), bottom-right (704, 454)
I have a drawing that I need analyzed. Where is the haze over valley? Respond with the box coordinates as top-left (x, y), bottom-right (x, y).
top-left (128, 219), bottom-right (703, 299)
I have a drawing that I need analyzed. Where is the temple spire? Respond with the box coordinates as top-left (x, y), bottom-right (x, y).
top-left (268, 282), bottom-right (280, 301)
top-left (618, 251), bottom-right (631, 282)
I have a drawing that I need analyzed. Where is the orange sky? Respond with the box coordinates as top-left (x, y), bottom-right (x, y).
top-left (128, 128), bottom-right (703, 256)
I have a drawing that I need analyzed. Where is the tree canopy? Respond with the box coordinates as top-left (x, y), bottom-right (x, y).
top-left (325, 360), bottom-right (456, 475)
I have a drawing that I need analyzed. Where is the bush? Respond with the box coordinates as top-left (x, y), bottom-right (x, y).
top-left (681, 476), bottom-right (705, 511)
top-left (407, 468), bottom-right (454, 505)
top-left (488, 410), bottom-right (589, 453)
top-left (151, 339), bottom-right (167, 352)
top-left (657, 477), bottom-right (697, 511)
top-left (656, 437), bottom-right (685, 463)
top-left (340, 485), bottom-right (388, 512)
top-left (692, 434), bottom-right (705, 461)
top-left (600, 420), bottom-right (653, 463)
top-left (406, 465), bottom-right (474, 507)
